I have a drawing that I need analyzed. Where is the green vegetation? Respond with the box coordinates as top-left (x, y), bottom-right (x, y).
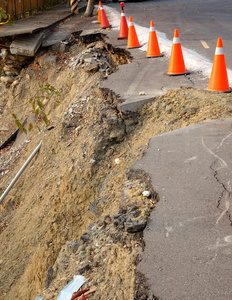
top-left (13, 83), bottom-right (61, 134)
top-left (0, 0), bottom-right (7, 23)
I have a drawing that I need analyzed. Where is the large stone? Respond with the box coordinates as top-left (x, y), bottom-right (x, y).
top-left (124, 216), bottom-right (147, 233)
top-left (0, 76), bottom-right (14, 83)
top-left (5, 70), bottom-right (20, 76)
top-left (38, 54), bottom-right (58, 69)
top-left (3, 65), bottom-right (20, 73)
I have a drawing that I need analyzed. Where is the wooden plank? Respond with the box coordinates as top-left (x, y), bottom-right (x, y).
top-left (30, 0), bottom-right (38, 10)
top-left (23, 0), bottom-right (31, 13)
top-left (37, 0), bottom-right (43, 9)
top-left (6, 0), bottom-right (16, 18)
top-left (15, 0), bottom-right (24, 15)
top-left (10, 29), bottom-right (45, 56)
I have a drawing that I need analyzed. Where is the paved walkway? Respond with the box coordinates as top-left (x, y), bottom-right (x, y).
top-left (0, 3), bottom-right (73, 37)
top-left (102, 29), bottom-right (207, 112)
top-left (133, 119), bottom-right (232, 299)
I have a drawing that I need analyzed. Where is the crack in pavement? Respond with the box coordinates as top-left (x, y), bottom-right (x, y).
top-left (212, 166), bottom-right (232, 226)
top-left (202, 136), bottom-right (232, 226)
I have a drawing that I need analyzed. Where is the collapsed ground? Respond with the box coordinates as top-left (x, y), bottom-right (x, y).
top-left (0, 31), bottom-right (232, 300)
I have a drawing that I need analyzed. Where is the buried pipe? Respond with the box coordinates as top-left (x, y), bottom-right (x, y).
top-left (0, 141), bottom-right (42, 204)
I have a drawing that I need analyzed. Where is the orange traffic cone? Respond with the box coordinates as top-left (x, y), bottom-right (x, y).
top-left (127, 16), bottom-right (140, 48)
top-left (208, 38), bottom-right (230, 92)
top-left (147, 20), bottom-right (161, 57)
top-left (167, 29), bottom-right (187, 75)
top-left (117, 9), bottom-right (128, 40)
top-left (100, 6), bottom-right (111, 29)
top-left (97, 1), bottom-right (102, 23)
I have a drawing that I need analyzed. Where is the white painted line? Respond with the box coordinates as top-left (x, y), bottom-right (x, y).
top-left (201, 40), bottom-right (210, 49)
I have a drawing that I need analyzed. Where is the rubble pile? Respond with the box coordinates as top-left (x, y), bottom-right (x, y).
top-left (39, 182), bottom-right (157, 299)
top-left (0, 52), bottom-right (31, 85)
top-left (69, 41), bottom-right (116, 77)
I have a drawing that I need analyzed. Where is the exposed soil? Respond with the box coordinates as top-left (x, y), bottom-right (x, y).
top-left (0, 31), bottom-right (232, 300)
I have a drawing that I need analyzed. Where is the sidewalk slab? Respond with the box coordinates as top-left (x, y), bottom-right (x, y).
top-left (101, 29), bottom-right (208, 113)
top-left (133, 118), bottom-right (232, 299)
top-left (10, 30), bottom-right (46, 56)
top-left (0, 3), bottom-right (73, 37)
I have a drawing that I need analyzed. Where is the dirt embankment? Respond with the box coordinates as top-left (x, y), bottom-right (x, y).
top-left (1, 32), bottom-right (232, 300)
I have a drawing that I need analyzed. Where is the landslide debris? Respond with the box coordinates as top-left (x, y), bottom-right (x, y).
top-left (0, 31), bottom-right (232, 300)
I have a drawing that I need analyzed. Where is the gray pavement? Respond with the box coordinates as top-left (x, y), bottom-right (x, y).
top-left (102, 29), bottom-right (208, 112)
top-left (133, 119), bottom-right (232, 299)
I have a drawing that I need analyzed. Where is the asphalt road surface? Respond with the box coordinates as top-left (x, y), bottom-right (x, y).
top-left (133, 119), bottom-right (232, 300)
top-left (108, 0), bottom-right (232, 67)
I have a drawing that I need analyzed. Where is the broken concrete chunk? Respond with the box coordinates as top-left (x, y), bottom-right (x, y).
top-left (10, 31), bottom-right (45, 56)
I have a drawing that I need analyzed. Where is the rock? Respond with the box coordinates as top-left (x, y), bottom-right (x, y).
top-left (165, 105), bottom-right (173, 114)
top-left (142, 190), bottom-right (151, 197)
top-left (5, 60), bottom-right (24, 68)
top-left (0, 76), bottom-right (14, 83)
top-left (50, 43), bottom-right (67, 53)
top-left (113, 214), bottom-right (126, 228)
top-left (84, 62), bottom-right (99, 72)
top-left (84, 57), bottom-right (97, 64)
top-left (168, 118), bottom-right (178, 125)
top-left (3, 65), bottom-right (20, 72)
top-left (131, 209), bottom-right (141, 218)
top-left (182, 107), bottom-right (197, 115)
top-left (124, 216), bottom-right (147, 233)
top-left (39, 54), bottom-right (58, 68)
top-left (80, 233), bottom-right (90, 242)
top-left (89, 199), bottom-right (100, 215)
top-left (78, 264), bottom-right (91, 274)
top-left (44, 266), bottom-right (54, 288)
top-left (106, 116), bottom-right (118, 125)
top-left (68, 239), bottom-right (80, 254)
top-left (153, 102), bottom-right (159, 110)
top-left (114, 158), bottom-right (120, 164)
top-left (0, 82), bottom-right (6, 95)
top-left (0, 126), bottom-right (8, 131)
top-left (4, 70), bottom-right (20, 76)
top-left (76, 245), bottom-right (86, 254)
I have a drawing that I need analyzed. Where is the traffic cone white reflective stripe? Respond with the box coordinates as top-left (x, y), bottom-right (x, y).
top-left (215, 47), bottom-right (224, 55)
top-left (173, 37), bottom-right (180, 44)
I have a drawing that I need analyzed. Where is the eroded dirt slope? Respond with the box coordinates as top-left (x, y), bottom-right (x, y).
top-left (0, 34), bottom-right (232, 300)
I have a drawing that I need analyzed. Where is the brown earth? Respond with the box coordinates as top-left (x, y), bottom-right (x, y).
top-left (0, 32), bottom-right (232, 300)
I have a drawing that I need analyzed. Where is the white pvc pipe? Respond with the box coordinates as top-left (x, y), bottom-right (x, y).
top-left (0, 141), bottom-right (42, 203)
